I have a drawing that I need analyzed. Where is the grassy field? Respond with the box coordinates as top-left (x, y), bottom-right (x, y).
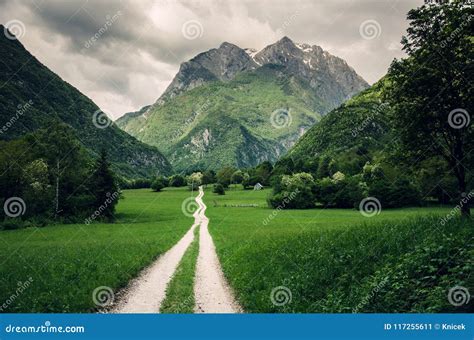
top-left (0, 188), bottom-right (196, 313)
top-left (1, 186), bottom-right (471, 313)
top-left (204, 187), bottom-right (473, 313)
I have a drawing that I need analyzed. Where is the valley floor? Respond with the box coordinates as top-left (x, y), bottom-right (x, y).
top-left (0, 187), bottom-right (471, 313)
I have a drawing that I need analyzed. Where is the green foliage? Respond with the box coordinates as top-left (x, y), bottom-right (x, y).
top-left (314, 174), bottom-right (364, 208)
top-left (169, 175), bottom-right (186, 187)
top-left (384, 1), bottom-right (473, 215)
top-left (0, 32), bottom-right (171, 179)
top-left (88, 150), bottom-right (119, 221)
top-left (231, 170), bottom-right (244, 184)
top-left (118, 65), bottom-right (324, 171)
top-left (216, 167), bottom-right (236, 188)
top-left (268, 173), bottom-right (316, 209)
top-left (202, 170), bottom-right (216, 185)
top-left (213, 183), bottom-right (226, 195)
top-left (151, 176), bottom-right (167, 192)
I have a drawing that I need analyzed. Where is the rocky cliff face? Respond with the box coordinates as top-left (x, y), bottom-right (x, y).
top-left (154, 37), bottom-right (368, 110)
top-left (253, 37), bottom-right (368, 109)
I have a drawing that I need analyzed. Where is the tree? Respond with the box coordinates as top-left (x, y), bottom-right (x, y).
top-left (202, 170), bottom-right (216, 186)
top-left (231, 170), bottom-right (244, 185)
top-left (89, 149), bottom-right (119, 220)
top-left (216, 167), bottom-right (235, 188)
top-left (169, 174), bottom-right (186, 187)
top-left (213, 183), bottom-right (225, 195)
top-left (384, 1), bottom-right (473, 216)
top-left (151, 176), bottom-right (167, 192)
top-left (317, 156), bottom-right (332, 179)
top-left (187, 172), bottom-right (203, 191)
top-left (256, 161), bottom-right (273, 185)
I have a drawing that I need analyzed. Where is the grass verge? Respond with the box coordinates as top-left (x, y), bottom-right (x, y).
top-left (160, 226), bottom-right (200, 313)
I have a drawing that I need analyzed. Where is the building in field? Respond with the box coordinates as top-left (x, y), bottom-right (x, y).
top-left (254, 183), bottom-right (263, 190)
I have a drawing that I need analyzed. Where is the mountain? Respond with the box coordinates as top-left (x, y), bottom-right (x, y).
top-left (118, 37), bottom-right (369, 171)
top-left (285, 79), bottom-right (392, 174)
top-left (0, 26), bottom-right (171, 178)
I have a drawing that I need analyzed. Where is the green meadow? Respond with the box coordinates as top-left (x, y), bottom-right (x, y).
top-left (204, 187), bottom-right (473, 313)
top-left (0, 188), bottom-right (195, 313)
top-left (0, 187), bottom-right (471, 313)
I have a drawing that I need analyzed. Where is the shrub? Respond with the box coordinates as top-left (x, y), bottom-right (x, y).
top-left (268, 172), bottom-right (316, 209)
top-left (151, 176), bottom-right (167, 192)
top-left (169, 175), bottom-right (186, 187)
top-left (213, 183), bottom-right (225, 195)
top-left (314, 174), bottom-right (364, 208)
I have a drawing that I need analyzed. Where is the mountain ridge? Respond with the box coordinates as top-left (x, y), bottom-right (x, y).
top-left (117, 37), bottom-right (369, 171)
top-left (0, 26), bottom-right (171, 178)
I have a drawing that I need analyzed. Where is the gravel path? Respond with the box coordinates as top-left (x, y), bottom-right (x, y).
top-left (194, 186), bottom-right (242, 313)
top-left (111, 191), bottom-right (203, 313)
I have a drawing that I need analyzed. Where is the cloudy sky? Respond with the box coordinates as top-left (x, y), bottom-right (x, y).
top-left (0, 0), bottom-right (423, 119)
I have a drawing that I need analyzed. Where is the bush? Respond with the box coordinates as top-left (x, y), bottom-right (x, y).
top-left (213, 183), bottom-right (225, 195)
top-left (268, 173), bottom-right (316, 209)
top-left (151, 176), bottom-right (167, 192)
top-left (314, 174), bottom-right (364, 208)
top-left (169, 175), bottom-right (186, 187)
top-left (369, 177), bottom-right (421, 208)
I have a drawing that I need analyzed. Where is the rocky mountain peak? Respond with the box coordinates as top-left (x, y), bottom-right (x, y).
top-left (152, 37), bottom-right (368, 110)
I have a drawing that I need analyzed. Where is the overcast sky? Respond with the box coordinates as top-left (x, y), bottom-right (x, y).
top-left (0, 0), bottom-right (423, 119)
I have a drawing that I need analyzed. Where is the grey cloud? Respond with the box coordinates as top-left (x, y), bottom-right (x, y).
top-left (0, 0), bottom-right (422, 118)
